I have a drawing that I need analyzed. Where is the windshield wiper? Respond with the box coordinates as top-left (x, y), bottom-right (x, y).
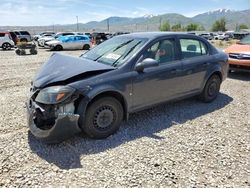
top-left (112, 41), bottom-right (142, 67)
top-left (112, 39), bottom-right (134, 52)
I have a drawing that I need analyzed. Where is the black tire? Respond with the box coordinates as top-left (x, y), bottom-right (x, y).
top-left (78, 97), bottom-right (124, 139)
top-left (20, 50), bottom-right (26, 55)
top-left (30, 48), bottom-right (37, 55)
top-left (15, 49), bottom-right (21, 55)
top-left (2, 43), bottom-right (11, 50)
top-left (199, 74), bottom-right (221, 103)
top-left (83, 44), bottom-right (90, 50)
top-left (55, 45), bottom-right (63, 51)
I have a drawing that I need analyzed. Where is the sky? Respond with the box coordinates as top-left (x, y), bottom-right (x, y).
top-left (0, 0), bottom-right (249, 26)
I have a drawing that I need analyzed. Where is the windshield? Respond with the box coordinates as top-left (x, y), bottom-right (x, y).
top-left (239, 35), bottom-right (250, 45)
top-left (81, 37), bottom-right (148, 67)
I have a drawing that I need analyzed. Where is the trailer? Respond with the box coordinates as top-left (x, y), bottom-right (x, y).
top-left (15, 41), bottom-right (37, 55)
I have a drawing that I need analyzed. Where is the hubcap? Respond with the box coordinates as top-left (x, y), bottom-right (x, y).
top-left (93, 106), bottom-right (115, 129)
top-left (208, 81), bottom-right (217, 96)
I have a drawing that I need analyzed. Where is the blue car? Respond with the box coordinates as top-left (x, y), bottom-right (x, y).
top-left (46, 35), bottom-right (91, 51)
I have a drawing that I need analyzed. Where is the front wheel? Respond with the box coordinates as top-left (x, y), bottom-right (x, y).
top-left (54, 45), bottom-right (63, 51)
top-left (78, 97), bottom-right (124, 139)
top-left (199, 74), bottom-right (221, 103)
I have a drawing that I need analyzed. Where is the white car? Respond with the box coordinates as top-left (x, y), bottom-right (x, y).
top-left (38, 32), bottom-right (79, 47)
top-left (214, 33), bottom-right (229, 40)
top-left (37, 35), bottom-right (55, 47)
top-left (33, 31), bottom-right (55, 41)
top-left (45, 35), bottom-right (91, 51)
top-left (0, 32), bottom-right (15, 50)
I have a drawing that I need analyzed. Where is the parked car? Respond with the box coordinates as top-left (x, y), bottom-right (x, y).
top-left (0, 32), bottom-right (15, 50)
top-left (199, 33), bottom-right (213, 40)
top-left (8, 31), bottom-right (18, 45)
top-left (91, 32), bottom-right (108, 45)
top-left (224, 35), bottom-right (250, 72)
top-left (26, 32), bottom-right (228, 143)
top-left (45, 35), bottom-right (91, 50)
top-left (111, 32), bottom-right (130, 38)
top-left (13, 31), bottom-right (32, 42)
top-left (214, 33), bottom-right (229, 41)
top-left (37, 32), bottom-right (76, 47)
top-left (33, 32), bottom-right (55, 41)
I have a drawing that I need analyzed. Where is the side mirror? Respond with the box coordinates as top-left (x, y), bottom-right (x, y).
top-left (135, 58), bottom-right (159, 72)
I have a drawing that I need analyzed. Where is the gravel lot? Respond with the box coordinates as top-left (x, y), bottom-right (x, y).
top-left (0, 47), bottom-right (249, 188)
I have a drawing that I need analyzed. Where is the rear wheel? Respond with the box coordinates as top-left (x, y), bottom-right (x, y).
top-left (2, 43), bottom-right (11, 50)
top-left (199, 74), bottom-right (221, 103)
top-left (78, 97), bottom-right (124, 139)
top-left (83, 44), bottom-right (90, 50)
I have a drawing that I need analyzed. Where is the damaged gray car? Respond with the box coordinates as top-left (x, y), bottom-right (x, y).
top-left (26, 32), bottom-right (228, 143)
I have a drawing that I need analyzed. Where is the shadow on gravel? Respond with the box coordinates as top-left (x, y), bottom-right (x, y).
top-left (228, 72), bottom-right (250, 81)
top-left (28, 93), bottom-right (233, 169)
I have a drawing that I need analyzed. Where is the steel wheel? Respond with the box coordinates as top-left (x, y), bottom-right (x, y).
top-left (78, 97), bottom-right (124, 139)
top-left (199, 74), bottom-right (221, 103)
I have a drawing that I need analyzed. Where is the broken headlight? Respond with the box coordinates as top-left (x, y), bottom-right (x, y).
top-left (35, 86), bottom-right (75, 104)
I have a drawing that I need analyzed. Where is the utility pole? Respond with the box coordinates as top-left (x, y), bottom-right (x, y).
top-left (107, 18), bottom-right (110, 32)
top-left (159, 17), bottom-right (162, 30)
top-left (76, 16), bottom-right (79, 31)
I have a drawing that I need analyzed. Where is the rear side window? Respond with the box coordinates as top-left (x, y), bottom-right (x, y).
top-left (14, 32), bottom-right (20, 35)
top-left (20, 31), bottom-right (30, 35)
top-left (0, 33), bottom-right (5, 37)
top-left (180, 39), bottom-right (208, 59)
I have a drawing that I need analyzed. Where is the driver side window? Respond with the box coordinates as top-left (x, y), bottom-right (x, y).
top-left (142, 39), bottom-right (176, 64)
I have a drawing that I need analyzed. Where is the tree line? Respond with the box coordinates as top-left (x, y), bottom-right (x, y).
top-left (160, 17), bottom-right (249, 32)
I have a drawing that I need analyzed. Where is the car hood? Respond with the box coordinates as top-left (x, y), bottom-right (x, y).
top-left (46, 40), bottom-right (60, 45)
top-left (33, 53), bottom-right (115, 88)
top-left (224, 44), bottom-right (250, 54)
top-left (38, 37), bottom-right (54, 41)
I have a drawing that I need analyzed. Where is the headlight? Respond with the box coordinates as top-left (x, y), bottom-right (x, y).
top-left (35, 86), bottom-right (75, 104)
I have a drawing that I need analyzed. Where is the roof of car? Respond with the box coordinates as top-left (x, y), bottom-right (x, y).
top-left (119, 32), bottom-right (193, 39)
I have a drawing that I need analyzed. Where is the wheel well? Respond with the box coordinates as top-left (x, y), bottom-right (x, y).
top-left (88, 91), bottom-right (127, 120)
top-left (210, 71), bottom-right (222, 82)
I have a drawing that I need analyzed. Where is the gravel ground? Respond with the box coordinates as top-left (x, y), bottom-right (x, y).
top-left (0, 47), bottom-right (249, 188)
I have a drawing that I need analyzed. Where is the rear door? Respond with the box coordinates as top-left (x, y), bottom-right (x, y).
top-left (178, 37), bottom-right (212, 93)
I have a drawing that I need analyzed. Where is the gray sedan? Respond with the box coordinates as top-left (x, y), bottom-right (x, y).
top-left (26, 32), bottom-right (228, 143)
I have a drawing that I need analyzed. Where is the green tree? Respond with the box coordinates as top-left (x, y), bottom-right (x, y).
top-left (186, 23), bottom-right (199, 31)
top-left (160, 21), bottom-right (171, 31)
top-left (171, 23), bottom-right (182, 31)
top-left (212, 18), bottom-right (226, 32)
top-left (239, 24), bottom-right (249, 30)
top-left (197, 25), bottom-right (205, 31)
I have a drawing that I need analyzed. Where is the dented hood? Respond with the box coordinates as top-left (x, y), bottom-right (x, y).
top-left (33, 53), bottom-right (115, 88)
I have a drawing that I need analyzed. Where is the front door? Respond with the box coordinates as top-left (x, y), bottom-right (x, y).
top-left (132, 38), bottom-right (184, 110)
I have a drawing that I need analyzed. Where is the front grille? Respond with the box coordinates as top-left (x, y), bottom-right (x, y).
top-left (229, 53), bottom-right (250, 60)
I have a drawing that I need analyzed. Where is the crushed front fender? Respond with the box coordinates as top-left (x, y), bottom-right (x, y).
top-left (26, 102), bottom-right (81, 144)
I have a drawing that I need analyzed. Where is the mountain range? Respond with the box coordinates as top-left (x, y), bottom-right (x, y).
top-left (1, 9), bottom-right (250, 33)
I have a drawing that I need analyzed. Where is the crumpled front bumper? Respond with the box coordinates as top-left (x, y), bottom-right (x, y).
top-left (26, 100), bottom-right (81, 144)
